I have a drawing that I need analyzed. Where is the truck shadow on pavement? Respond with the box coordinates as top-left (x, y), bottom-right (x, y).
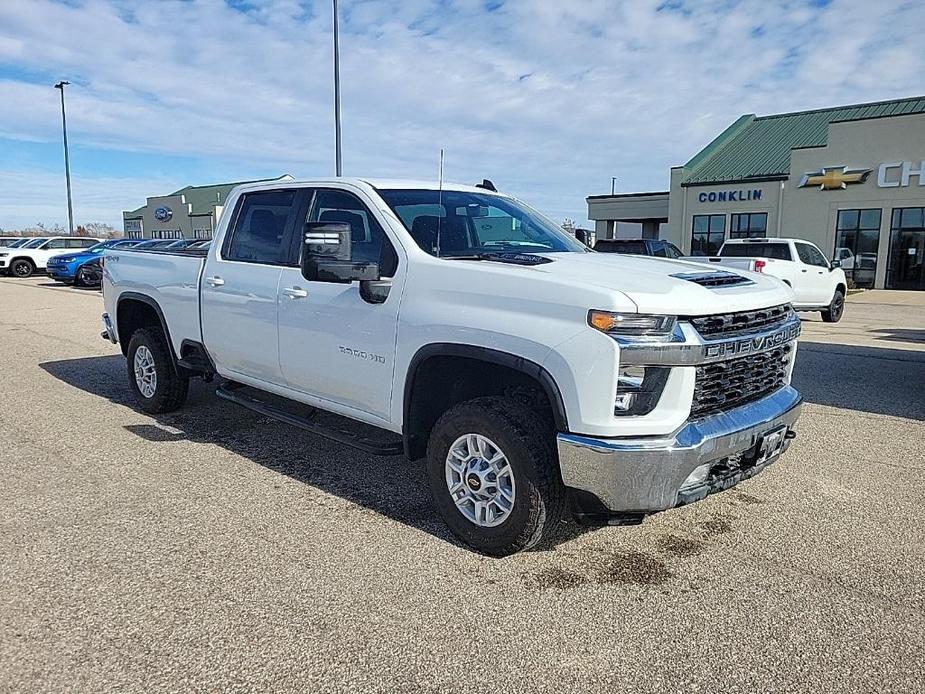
top-left (793, 341), bottom-right (925, 420)
top-left (40, 355), bottom-right (593, 552)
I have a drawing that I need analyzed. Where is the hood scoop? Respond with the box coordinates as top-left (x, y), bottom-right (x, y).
top-left (670, 270), bottom-right (754, 288)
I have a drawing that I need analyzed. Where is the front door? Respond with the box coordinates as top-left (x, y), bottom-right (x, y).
top-left (200, 188), bottom-right (302, 386)
top-left (277, 187), bottom-right (403, 422)
top-left (887, 208), bottom-right (925, 290)
top-left (794, 241), bottom-right (834, 304)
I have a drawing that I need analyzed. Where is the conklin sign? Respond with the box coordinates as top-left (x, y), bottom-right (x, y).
top-left (697, 189), bottom-right (762, 203)
top-left (798, 161), bottom-right (925, 190)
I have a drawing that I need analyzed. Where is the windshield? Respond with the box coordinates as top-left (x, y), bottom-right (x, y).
top-left (377, 189), bottom-right (588, 257)
top-left (5, 239), bottom-right (28, 248)
top-left (24, 237), bottom-right (49, 249)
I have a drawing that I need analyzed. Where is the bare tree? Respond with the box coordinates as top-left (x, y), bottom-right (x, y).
top-left (83, 222), bottom-right (118, 238)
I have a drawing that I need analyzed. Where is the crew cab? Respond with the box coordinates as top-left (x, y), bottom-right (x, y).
top-left (594, 238), bottom-right (684, 259)
top-left (101, 178), bottom-right (802, 555)
top-left (1, 236), bottom-right (103, 278)
top-left (689, 238), bottom-right (847, 322)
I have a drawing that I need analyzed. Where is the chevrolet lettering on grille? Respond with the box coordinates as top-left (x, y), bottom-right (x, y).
top-left (704, 323), bottom-right (801, 359)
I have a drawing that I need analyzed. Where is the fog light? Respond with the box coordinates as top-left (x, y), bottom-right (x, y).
top-left (680, 463), bottom-right (713, 491)
top-left (614, 392), bottom-right (637, 412)
top-left (614, 366), bottom-right (669, 416)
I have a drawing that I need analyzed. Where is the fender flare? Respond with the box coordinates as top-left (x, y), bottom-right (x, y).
top-left (402, 343), bottom-right (569, 455)
top-left (116, 292), bottom-right (176, 360)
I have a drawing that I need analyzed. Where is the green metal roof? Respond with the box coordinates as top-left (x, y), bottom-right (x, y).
top-left (682, 96), bottom-right (925, 186)
top-left (170, 175), bottom-right (293, 215)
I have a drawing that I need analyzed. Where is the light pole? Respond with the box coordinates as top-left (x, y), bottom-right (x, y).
top-left (611, 177), bottom-right (617, 195)
top-left (332, 0), bottom-right (343, 176)
top-left (54, 81), bottom-right (75, 235)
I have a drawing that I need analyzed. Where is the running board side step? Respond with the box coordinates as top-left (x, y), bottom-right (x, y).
top-left (215, 383), bottom-right (404, 456)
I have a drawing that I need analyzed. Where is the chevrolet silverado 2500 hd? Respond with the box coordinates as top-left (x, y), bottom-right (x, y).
top-left (101, 178), bottom-right (802, 555)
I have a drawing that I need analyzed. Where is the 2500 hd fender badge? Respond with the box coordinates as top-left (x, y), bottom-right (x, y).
top-left (338, 345), bottom-right (386, 364)
top-left (704, 324), bottom-right (800, 359)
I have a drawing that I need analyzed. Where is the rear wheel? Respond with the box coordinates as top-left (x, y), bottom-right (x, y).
top-left (126, 327), bottom-right (189, 413)
top-left (426, 396), bottom-right (566, 556)
top-left (10, 259), bottom-right (34, 278)
top-left (821, 289), bottom-right (845, 323)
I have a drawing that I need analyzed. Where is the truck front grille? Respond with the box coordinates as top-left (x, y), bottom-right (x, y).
top-left (688, 304), bottom-right (793, 339)
top-left (691, 343), bottom-right (792, 419)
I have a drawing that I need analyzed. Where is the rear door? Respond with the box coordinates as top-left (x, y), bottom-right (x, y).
top-left (794, 241), bottom-right (834, 304)
top-left (277, 187), bottom-right (403, 422)
top-left (200, 188), bottom-right (303, 386)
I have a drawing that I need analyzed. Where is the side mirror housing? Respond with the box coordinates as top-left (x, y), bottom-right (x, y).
top-left (301, 221), bottom-right (379, 283)
top-left (830, 259), bottom-right (842, 270)
top-left (574, 229), bottom-right (589, 246)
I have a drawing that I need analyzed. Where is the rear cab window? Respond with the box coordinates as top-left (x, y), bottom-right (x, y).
top-left (720, 242), bottom-right (792, 261)
top-left (224, 190), bottom-right (300, 265)
top-left (595, 240), bottom-right (648, 254)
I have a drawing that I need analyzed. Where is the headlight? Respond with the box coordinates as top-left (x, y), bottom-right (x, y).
top-left (614, 365), bottom-right (669, 416)
top-left (0, 252), bottom-right (8, 257)
top-left (588, 310), bottom-right (676, 336)
top-left (57, 257), bottom-right (76, 263)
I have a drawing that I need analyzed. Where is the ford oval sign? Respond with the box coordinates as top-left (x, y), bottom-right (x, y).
top-left (154, 206), bottom-right (173, 222)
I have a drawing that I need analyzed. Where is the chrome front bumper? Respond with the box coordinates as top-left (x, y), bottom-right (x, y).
top-left (558, 386), bottom-right (802, 514)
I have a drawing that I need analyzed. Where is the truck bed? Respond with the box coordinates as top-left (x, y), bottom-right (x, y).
top-left (103, 247), bottom-right (207, 354)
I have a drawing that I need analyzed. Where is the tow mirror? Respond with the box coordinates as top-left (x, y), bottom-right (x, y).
top-left (300, 221), bottom-right (379, 283)
top-left (575, 229), bottom-right (590, 246)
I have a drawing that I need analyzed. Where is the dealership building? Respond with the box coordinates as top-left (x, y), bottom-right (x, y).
top-left (588, 96), bottom-right (925, 290)
top-left (123, 174), bottom-right (293, 240)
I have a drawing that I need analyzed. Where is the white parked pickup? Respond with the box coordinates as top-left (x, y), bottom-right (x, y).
top-left (101, 178), bottom-right (803, 555)
top-left (688, 238), bottom-right (847, 322)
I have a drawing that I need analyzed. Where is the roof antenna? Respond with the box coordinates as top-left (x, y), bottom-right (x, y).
top-left (435, 148), bottom-right (444, 257)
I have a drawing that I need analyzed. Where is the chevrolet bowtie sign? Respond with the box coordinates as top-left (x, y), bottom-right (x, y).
top-left (798, 166), bottom-right (872, 190)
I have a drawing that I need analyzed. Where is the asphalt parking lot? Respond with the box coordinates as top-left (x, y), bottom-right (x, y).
top-left (1, 277), bottom-right (923, 693)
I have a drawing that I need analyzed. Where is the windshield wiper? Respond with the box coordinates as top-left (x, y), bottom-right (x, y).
top-left (444, 252), bottom-right (553, 266)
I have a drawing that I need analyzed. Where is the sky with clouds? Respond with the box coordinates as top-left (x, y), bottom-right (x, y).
top-left (0, 0), bottom-right (923, 231)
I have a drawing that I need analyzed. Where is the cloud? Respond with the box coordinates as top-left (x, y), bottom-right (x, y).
top-left (0, 0), bottom-right (923, 229)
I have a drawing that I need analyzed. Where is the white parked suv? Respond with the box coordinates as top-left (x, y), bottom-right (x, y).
top-left (691, 238), bottom-right (848, 322)
top-left (101, 178), bottom-right (803, 555)
top-left (0, 236), bottom-right (103, 278)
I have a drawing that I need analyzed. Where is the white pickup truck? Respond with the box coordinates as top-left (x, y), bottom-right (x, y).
top-left (690, 238), bottom-right (847, 322)
top-left (101, 178), bottom-right (802, 555)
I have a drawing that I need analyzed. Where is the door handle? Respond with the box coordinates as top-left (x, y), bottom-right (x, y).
top-left (282, 286), bottom-right (308, 299)
top-left (801, 269), bottom-right (808, 273)
top-left (205, 276), bottom-right (225, 287)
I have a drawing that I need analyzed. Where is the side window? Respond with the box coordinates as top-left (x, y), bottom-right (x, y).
top-left (309, 189), bottom-right (398, 277)
top-left (666, 243), bottom-right (683, 259)
top-left (652, 242), bottom-right (668, 257)
top-left (805, 243), bottom-right (829, 267)
top-left (225, 190), bottom-right (298, 264)
top-left (44, 239), bottom-right (67, 249)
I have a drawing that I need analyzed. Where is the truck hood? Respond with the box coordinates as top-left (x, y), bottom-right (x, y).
top-left (529, 252), bottom-right (794, 315)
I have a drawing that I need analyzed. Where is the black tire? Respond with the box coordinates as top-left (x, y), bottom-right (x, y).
top-left (821, 289), bottom-right (845, 323)
top-left (126, 327), bottom-right (189, 413)
top-left (74, 268), bottom-right (87, 287)
top-left (426, 396), bottom-right (566, 556)
top-left (10, 259), bottom-right (34, 278)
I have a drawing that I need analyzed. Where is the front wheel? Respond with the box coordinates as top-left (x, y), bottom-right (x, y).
top-left (126, 327), bottom-right (189, 413)
top-left (821, 289), bottom-right (845, 323)
top-left (426, 396), bottom-right (566, 556)
top-left (10, 259), bottom-right (34, 278)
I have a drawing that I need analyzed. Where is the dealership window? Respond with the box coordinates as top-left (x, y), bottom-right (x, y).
top-left (729, 212), bottom-right (767, 239)
top-left (887, 207), bottom-right (925, 290)
top-left (835, 209), bottom-right (880, 289)
top-left (152, 229), bottom-right (182, 240)
top-left (690, 214), bottom-right (725, 256)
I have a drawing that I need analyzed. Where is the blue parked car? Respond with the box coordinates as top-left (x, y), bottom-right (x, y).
top-left (47, 239), bottom-right (143, 285)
